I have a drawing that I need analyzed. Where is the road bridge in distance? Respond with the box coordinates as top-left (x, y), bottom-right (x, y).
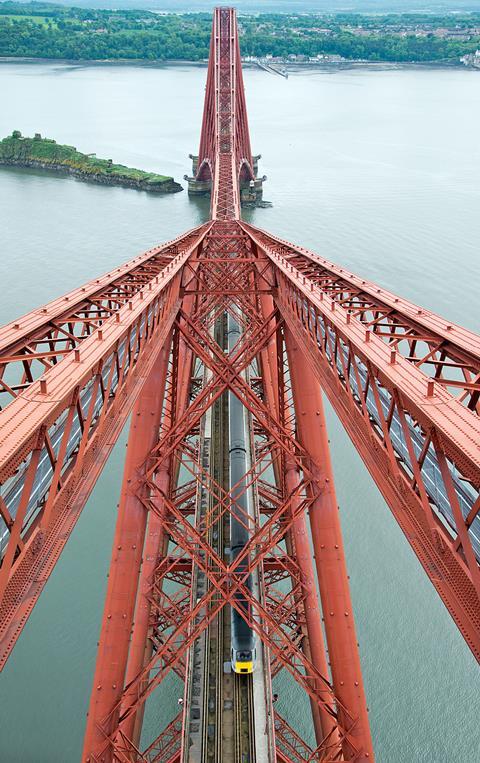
top-left (0, 6), bottom-right (479, 762)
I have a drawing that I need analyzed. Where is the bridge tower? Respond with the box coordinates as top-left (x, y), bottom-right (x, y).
top-left (0, 6), bottom-right (478, 763)
top-left (186, 8), bottom-right (264, 208)
top-left (82, 8), bottom-right (373, 760)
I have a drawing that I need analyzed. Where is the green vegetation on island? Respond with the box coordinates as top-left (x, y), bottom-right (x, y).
top-left (0, 131), bottom-right (183, 193)
top-left (0, 3), bottom-right (480, 63)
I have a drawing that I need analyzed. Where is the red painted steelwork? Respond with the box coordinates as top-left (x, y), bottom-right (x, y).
top-left (286, 331), bottom-right (373, 758)
top-left (196, 7), bottom-right (254, 220)
top-left (0, 5), bottom-right (479, 763)
top-left (82, 212), bottom-right (373, 760)
top-left (242, 222), bottom-right (480, 414)
top-left (0, 224), bottom-right (210, 669)
top-left (244, 223), bottom-right (480, 660)
top-left (82, 332), bottom-right (173, 757)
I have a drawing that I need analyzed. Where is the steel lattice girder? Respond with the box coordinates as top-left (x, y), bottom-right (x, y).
top-left (0, 224), bottom-right (210, 404)
top-left (242, 222), bottom-right (480, 412)
top-left (244, 222), bottom-right (480, 660)
top-left (0, 225), bottom-right (210, 669)
top-left (83, 232), bottom-right (372, 762)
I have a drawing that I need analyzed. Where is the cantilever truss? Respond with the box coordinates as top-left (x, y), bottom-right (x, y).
top-left (0, 6), bottom-right (479, 763)
top-left (82, 219), bottom-right (373, 762)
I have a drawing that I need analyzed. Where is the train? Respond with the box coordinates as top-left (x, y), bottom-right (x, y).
top-left (230, 542), bottom-right (256, 674)
top-left (228, 314), bottom-right (256, 675)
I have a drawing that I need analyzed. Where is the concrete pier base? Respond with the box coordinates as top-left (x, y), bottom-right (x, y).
top-left (186, 153), bottom-right (267, 206)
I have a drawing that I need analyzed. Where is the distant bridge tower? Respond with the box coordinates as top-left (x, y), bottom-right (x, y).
top-left (186, 9), bottom-right (264, 209)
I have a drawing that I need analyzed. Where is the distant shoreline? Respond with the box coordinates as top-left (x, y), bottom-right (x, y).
top-left (0, 57), bottom-right (469, 70)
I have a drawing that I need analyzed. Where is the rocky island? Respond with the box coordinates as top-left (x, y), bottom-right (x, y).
top-left (0, 131), bottom-right (183, 194)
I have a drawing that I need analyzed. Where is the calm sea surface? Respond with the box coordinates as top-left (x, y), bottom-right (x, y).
top-left (0, 61), bottom-right (479, 762)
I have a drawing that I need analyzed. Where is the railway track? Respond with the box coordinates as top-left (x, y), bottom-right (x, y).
top-left (203, 319), bottom-right (256, 763)
top-left (202, 352), bottom-right (226, 760)
top-left (234, 673), bottom-right (256, 762)
top-left (193, 317), bottom-right (256, 763)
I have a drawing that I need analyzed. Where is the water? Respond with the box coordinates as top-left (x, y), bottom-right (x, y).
top-left (0, 61), bottom-right (479, 762)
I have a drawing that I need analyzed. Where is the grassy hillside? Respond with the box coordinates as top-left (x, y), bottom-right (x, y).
top-left (1, 3), bottom-right (480, 62)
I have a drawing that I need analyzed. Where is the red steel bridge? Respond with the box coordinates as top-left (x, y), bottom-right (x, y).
top-left (0, 8), bottom-right (479, 762)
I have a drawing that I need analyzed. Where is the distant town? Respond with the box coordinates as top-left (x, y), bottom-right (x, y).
top-left (0, 3), bottom-right (479, 65)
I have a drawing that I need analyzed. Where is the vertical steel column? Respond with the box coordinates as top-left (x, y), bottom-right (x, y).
top-left (120, 330), bottom-right (197, 748)
top-left (119, 265), bottom-right (201, 747)
top-left (119, 453), bottom-right (172, 746)
top-left (284, 455), bottom-right (339, 747)
top-left (255, 310), bottom-right (336, 747)
top-left (285, 329), bottom-right (374, 761)
top-left (83, 332), bottom-right (173, 762)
